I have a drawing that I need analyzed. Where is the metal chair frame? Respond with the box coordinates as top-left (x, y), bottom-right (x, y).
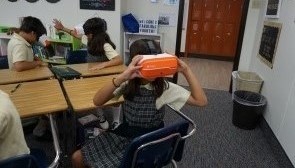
top-left (127, 104), bottom-right (196, 168)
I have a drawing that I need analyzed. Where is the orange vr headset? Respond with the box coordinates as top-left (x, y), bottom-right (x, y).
top-left (138, 53), bottom-right (178, 79)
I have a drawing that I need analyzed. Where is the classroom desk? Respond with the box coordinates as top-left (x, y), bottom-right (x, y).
top-left (63, 74), bottom-right (124, 112)
top-left (59, 63), bottom-right (126, 78)
top-left (0, 66), bottom-right (54, 85)
top-left (0, 79), bottom-right (67, 168)
top-left (0, 79), bottom-right (67, 117)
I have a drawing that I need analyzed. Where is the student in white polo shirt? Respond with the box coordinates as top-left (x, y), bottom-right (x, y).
top-left (7, 16), bottom-right (46, 71)
top-left (0, 90), bottom-right (30, 160)
top-left (7, 16), bottom-right (49, 138)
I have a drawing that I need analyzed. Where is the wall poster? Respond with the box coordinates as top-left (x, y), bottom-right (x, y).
top-left (158, 13), bottom-right (177, 27)
top-left (265, 0), bottom-right (282, 18)
top-left (80, 0), bottom-right (115, 11)
top-left (258, 21), bottom-right (282, 68)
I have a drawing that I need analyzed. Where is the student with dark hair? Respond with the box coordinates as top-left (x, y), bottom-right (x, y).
top-left (83, 17), bottom-right (123, 129)
top-left (7, 16), bottom-right (49, 138)
top-left (7, 16), bottom-right (46, 71)
top-left (82, 17), bottom-right (122, 69)
top-left (71, 39), bottom-right (207, 168)
top-left (53, 17), bottom-right (122, 69)
top-left (53, 17), bottom-right (123, 130)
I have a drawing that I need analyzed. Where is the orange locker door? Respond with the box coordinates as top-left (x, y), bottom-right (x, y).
top-left (222, 23), bottom-right (237, 57)
top-left (203, 0), bottom-right (215, 21)
top-left (187, 21), bottom-right (202, 53)
top-left (215, 0), bottom-right (228, 22)
top-left (191, 0), bottom-right (203, 21)
top-left (211, 22), bottom-right (224, 55)
top-left (200, 21), bottom-right (213, 54)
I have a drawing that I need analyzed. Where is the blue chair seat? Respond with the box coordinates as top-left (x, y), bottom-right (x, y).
top-left (120, 120), bottom-right (189, 168)
top-left (66, 50), bottom-right (87, 64)
top-left (0, 148), bottom-right (48, 168)
top-left (0, 55), bottom-right (8, 69)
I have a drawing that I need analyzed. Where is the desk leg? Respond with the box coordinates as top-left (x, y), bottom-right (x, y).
top-left (69, 109), bottom-right (77, 154)
top-left (48, 114), bottom-right (61, 168)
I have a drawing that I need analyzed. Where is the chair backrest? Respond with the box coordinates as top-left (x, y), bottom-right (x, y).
top-left (120, 120), bottom-right (189, 168)
top-left (0, 154), bottom-right (42, 168)
top-left (0, 55), bottom-right (8, 69)
top-left (66, 50), bottom-right (87, 64)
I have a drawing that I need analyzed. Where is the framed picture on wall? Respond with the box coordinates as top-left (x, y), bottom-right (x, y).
top-left (258, 21), bottom-right (282, 68)
top-left (265, 0), bottom-right (282, 18)
top-left (80, 0), bottom-right (115, 11)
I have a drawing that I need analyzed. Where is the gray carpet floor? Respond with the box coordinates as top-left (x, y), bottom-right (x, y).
top-left (25, 89), bottom-right (294, 168)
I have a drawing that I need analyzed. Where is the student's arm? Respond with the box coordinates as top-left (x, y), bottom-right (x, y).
top-left (103, 55), bottom-right (123, 68)
top-left (177, 59), bottom-right (208, 107)
top-left (93, 55), bottom-right (142, 106)
top-left (14, 60), bottom-right (42, 72)
top-left (52, 19), bottom-right (81, 39)
top-left (89, 56), bottom-right (123, 70)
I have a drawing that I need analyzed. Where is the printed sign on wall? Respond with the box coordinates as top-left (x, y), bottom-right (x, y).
top-left (80, 0), bottom-right (115, 11)
top-left (266, 0), bottom-right (282, 18)
top-left (258, 21), bottom-right (282, 68)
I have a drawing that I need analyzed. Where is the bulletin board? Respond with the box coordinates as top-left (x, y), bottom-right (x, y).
top-left (258, 21), bottom-right (282, 68)
top-left (80, 0), bottom-right (115, 11)
top-left (265, 0), bottom-right (282, 18)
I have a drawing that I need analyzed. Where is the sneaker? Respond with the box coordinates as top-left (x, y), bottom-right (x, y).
top-left (33, 118), bottom-right (49, 137)
top-left (97, 110), bottom-right (109, 130)
top-left (111, 122), bottom-right (119, 130)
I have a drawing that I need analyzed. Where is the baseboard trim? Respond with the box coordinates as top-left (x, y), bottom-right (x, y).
top-left (179, 52), bottom-right (234, 62)
top-left (259, 117), bottom-right (294, 167)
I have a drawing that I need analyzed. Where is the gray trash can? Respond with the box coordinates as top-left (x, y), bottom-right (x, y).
top-left (232, 90), bottom-right (267, 130)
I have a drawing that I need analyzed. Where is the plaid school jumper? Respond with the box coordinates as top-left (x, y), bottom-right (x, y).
top-left (81, 88), bottom-right (165, 168)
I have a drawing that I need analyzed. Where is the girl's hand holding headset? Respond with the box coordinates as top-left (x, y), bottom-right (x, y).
top-left (115, 55), bottom-right (143, 84)
top-left (177, 58), bottom-right (189, 74)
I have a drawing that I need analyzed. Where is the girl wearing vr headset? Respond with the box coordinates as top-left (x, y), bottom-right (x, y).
top-left (71, 39), bottom-right (207, 168)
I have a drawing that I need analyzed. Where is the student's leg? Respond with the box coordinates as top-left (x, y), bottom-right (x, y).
top-left (33, 115), bottom-right (49, 137)
top-left (72, 150), bottom-right (86, 168)
top-left (102, 105), bottom-right (121, 130)
top-left (97, 108), bottom-right (109, 130)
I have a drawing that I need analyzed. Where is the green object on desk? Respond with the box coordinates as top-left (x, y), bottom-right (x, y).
top-left (0, 26), bottom-right (10, 33)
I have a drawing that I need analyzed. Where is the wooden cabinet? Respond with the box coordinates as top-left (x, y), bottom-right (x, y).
top-left (123, 32), bottom-right (163, 65)
top-left (186, 0), bottom-right (244, 58)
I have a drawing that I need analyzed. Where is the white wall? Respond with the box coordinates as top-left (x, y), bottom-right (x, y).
top-left (240, 0), bottom-right (295, 165)
top-left (0, 0), bottom-right (122, 53)
top-left (2, 0), bottom-right (294, 165)
top-left (123, 0), bottom-right (179, 54)
top-left (180, 0), bottom-right (189, 52)
top-left (0, 0), bottom-right (178, 55)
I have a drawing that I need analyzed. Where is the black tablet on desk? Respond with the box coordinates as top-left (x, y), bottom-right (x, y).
top-left (51, 66), bottom-right (81, 80)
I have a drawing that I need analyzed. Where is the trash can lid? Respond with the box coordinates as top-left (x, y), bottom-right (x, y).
top-left (233, 90), bottom-right (267, 106)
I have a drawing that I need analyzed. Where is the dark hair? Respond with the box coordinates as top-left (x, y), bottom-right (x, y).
top-left (83, 17), bottom-right (116, 56)
top-left (124, 39), bottom-right (168, 100)
top-left (20, 16), bottom-right (46, 41)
